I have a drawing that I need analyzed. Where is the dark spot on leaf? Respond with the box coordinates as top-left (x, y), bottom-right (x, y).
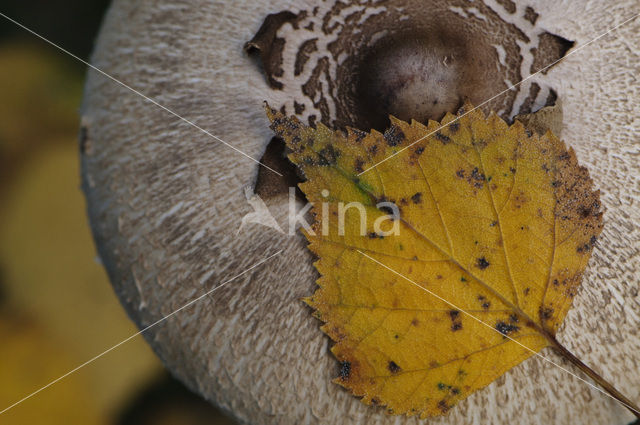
top-left (456, 169), bottom-right (465, 178)
top-left (339, 361), bottom-right (351, 380)
top-left (368, 144), bottom-right (378, 154)
top-left (354, 158), bottom-right (364, 173)
top-left (437, 382), bottom-right (446, 390)
top-left (318, 144), bottom-right (340, 165)
top-left (476, 257), bottom-right (490, 270)
top-left (411, 192), bottom-right (422, 204)
top-left (435, 131), bottom-right (450, 144)
top-left (460, 276), bottom-right (467, 282)
top-left (469, 167), bottom-right (485, 188)
top-left (451, 322), bottom-right (463, 331)
top-left (495, 320), bottom-right (520, 337)
top-left (451, 387), bottom-right (460, 395)
top-left (414, 146), bottom-right (425, 155)
top-left (378, 203), bottom-right (395, 215)
top-left (384, 125), bottom-right (405, 146)
top-left (490, 221), bottom-right (498, 227)
top-left (449, 122), bottom-right (460, 133)
top-left (388, 361), bottom-right (401, 374)
top-left (540, 306), bottom-right (554, 320)
top-left (449, 310), bottom-right (460, 320)
top-left (470, 168), bottom-right (484, 181)
top-left (524, 287), bottom-right (530, 295)
top-left (351, 128), bottom-right (366, 142)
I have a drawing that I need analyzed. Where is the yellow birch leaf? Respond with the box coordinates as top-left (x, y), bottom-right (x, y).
top-left (267, 103), bottom-right (607, 418)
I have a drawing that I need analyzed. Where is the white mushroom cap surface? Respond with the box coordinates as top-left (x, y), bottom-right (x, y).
top-left (81, 0), bottom-right (640, 424)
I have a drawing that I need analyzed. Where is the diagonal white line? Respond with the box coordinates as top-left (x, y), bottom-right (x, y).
top-left (0, 249), bottom-right (283, 416)
top-left (0, 12), bottom-right (283, 177)
top-left (356, 249), bottom-right (640, 415)
top-left (358, 11), bottom-right (640, 176)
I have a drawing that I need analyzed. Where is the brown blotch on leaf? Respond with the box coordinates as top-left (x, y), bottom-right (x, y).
top-left (411, 192), bottom-right (423, 204)
top-left (437, 400), bottom-right (450, 413)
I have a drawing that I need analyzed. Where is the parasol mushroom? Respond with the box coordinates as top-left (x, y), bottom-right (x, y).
top-left (81, 0), bottom-right (640, 423)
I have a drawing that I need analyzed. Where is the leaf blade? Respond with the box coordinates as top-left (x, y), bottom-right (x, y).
top-left (267, 103), bottom-right (603, 417)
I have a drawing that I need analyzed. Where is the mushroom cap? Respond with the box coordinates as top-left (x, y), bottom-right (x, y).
top-left (81, 1), bottom-right (640, 424)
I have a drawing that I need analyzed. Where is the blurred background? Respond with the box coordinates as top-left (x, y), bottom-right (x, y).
top-left (0, 1), bottom-right (235, 424)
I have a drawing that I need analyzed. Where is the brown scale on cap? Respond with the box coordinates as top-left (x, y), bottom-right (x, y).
top-left (248, 0), bottom-right (573, 199)
top-left (247, 0), bottom-right (572, 133)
